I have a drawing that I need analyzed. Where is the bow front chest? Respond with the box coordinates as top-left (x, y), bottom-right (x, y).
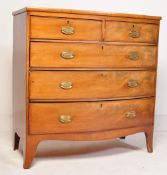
top-left (13, 7), bottom-right (161, 168)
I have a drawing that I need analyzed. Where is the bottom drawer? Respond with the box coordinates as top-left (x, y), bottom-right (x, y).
top-left (29, 98), bottom-right (154, 134)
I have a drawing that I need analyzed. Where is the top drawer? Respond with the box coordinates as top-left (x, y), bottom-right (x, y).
top-left (105, 21), bottom-right (159, 43)
top-left (30, 16), bottom-right (102, 41)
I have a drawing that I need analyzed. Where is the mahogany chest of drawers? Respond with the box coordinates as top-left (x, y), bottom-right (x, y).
top-left (13, 7), bottom-right (161, 168)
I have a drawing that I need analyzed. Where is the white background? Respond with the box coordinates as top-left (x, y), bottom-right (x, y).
top-left (0, 1), bottom-right (167, 174)
top-left (0, 0), bottom-right (167, 132)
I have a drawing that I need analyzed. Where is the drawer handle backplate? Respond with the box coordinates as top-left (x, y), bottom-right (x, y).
top-left (128, 80), bottom-right (139, 88)
top-left (129, 51), bottom-right (140, 60)
top-left (61, 51), bottom-right (75, 59)
top-left (126, 111), bottom-right (136, 119)
top-left (129, 30), bottom-right (140, 38)
top-left (59, 81), bottom-right (73, 90)
top-left (61, 26), bottom-right (75, 35)
top-left (59, 115), bottom-right (72, 123)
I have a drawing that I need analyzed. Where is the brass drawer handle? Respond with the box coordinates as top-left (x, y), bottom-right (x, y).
top-left (59, 115), bottom-right (72, 123)
top-left (128, 80), bottom-right (139, 88)
top-left (61, 51), bottom-right (75, 59)
top-left (126, 111), bottom-right (136, 119)
top-left (129, 51), bottom-right (139, 61)
top-left (61, 26), bottom-right (75, 35)
top-left (129, 30), bottom-right (140, 38)
top-left (129, 25), bottom-right (140, 38)
top-left (59, 81), bottom-right (73, 90)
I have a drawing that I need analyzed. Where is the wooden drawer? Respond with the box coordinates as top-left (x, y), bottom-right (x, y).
top-left (29, 71), bottom-right (155, 100)
top-left (30, 42), bottom-right (157, 68)
top-left (105, 21), bottom-right (158, 43)
top-left (30, 16), bottom-right (101, 40)
top-left (29, 98), bottom-right (154, 134)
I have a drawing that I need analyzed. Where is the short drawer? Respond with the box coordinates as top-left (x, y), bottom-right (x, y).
top-left (30, 16), bottom-right (101, 41)
top-left (29, 98), bottom-right (154, 134)
top-left (105, 21), bottom-right (158, 43)
top-left (29, 71), bottom-right (155, 100)
top-left (30, 42), bottom-right (157, 68)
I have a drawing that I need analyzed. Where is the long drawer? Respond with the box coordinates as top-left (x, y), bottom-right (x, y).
top-left (29, 98), bottom-right (154, 134)
top-left (29, 71), bottom-right (155, 100)
top-left (30, 16), bottom-right (102, 40)
top-left (105, 21), bottom-right (158, 43)
top-left (30, 42), bottom-right (157, 68)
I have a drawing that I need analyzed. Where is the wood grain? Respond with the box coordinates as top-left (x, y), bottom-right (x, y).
top-left (30, 16), bottom-right (102, 41)
top-left (13, 7), bottom-right (162, 20)
top-left (29, 98), bottom-right (154, 134)
top-left (30, 41), bottom-right (157, 68)
top-left (105, 21), bottom-right (159, 43)
top-left (29, 70), bottom-right (156, 100)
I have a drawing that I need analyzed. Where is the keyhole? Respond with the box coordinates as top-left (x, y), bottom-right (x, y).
top-left (101, 45), bottom-right (104, 50)
top-left (67, 20), bottom-right (70, 24)
top-left (100, 103), bottom-right (103, 108)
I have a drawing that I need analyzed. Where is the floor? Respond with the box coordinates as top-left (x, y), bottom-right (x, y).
top-left (0, 131), bottom-right (167, 175)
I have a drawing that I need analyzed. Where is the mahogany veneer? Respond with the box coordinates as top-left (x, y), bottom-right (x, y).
top-left (13, 7), bottom-right (161, 168)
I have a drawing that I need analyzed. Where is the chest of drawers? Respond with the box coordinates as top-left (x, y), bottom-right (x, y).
top-left (13, 7), bottom-right (161, 168)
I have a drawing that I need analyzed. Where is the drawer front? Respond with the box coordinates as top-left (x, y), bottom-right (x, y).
top-left (31, 16), bottom-right (101, 40)
top-left (105, 21), bottom-right (158, 43)
top-left (30, 42), bottom-right (157, 68)
top-left (29, 98), bottom-right (154, 134)
top-left (29, 71), bottom-right (155, 100)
